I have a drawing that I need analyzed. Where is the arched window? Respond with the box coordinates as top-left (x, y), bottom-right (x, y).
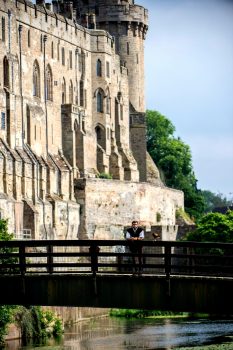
top-left (96, 59), bottom-right (102, 77)
top-left (45, 64), bottom-right (53, 101)
top-left (62, 77), bottom-right (66, 104)
top-left (69, 80), bottom-right (73, 104)
top-left (96, 89), bottom-right (104, 113)
top-left (3, 56), bottom-right (9, 88)
top-left (95, 124), bottom-right (106, 150)
top-left (33, 60), bottom-right (40, 97)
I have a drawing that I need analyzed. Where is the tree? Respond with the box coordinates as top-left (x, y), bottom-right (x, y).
top-left (146, 110), bottom-right (205, 219)
top-left (201, 190), bottom-right (233, 213)
top-left (185, 210), bottom-right (233, 242)
top-left (0, 220), bottom-right (63, 345)
top-left (0, 219), bottom-right (16, 345)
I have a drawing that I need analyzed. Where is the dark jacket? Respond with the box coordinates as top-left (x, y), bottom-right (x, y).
top-left (126, 227), bottom-right (144, 238)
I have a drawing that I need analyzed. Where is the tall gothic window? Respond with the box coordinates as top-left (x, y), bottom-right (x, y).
top-left (106, 61), bottom-right (110, 77)
top-left (3, 56), bottom-right (9, 88)
top-left (79, 50), bottom-right (85, 75)
top-left (2, 17), bottom-right (5, 42)
top-left (45, 64), bottom-right (53, 101)
top-left (80, 80), bottom-right (84, 107)
top-left (57, 41), bottom-right (60, 61)
top-left (95, 124), bottom-right (106, 150)
top-left (33, 60), bottom-right (40, 97)
top-left (28, 29), bottom-right (30, 47)
top-left (26, 105), bottom-right (31, 145)
top-left (62, 77), bottom-right (66, 104)
top-left (75, 79), bottom-right (78, 105)
top-left (97, 89), bottom-right (104, 113)
top-left (62, 47), bottom-right (65, 65)
top-left (51, 41), bottom-right (54, 58)
top-left (1, 112), bottom-right (6, 130)
top-left (69, 50), bottom-right (72, 69)
top-left (69, 80), bottom-right (73, 104)
top-left (96, 59), bottom-right (102, 77)
top-left (40, 34), bottom-right (43, 52)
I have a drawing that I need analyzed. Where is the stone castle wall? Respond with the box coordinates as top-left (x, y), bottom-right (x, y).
top-left (75, 178), bottom-right (184, 240)
top-left (0, 0), bottom-right (184, 239)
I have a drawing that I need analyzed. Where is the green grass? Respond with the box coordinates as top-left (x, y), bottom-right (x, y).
top-left (109, 309), bottom-right (187, 318)
top-left (173, 344), bottom-right (233, 350)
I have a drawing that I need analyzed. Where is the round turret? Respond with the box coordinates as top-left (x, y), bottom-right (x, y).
top-left (73, 0), bottom-right (148, 112)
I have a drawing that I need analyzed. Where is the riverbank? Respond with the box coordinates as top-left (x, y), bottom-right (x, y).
top-left (174, 344), bottom-right (233, 350)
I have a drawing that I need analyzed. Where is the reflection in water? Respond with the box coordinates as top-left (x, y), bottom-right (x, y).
top-left (4, 317), bottom-right (233, 350)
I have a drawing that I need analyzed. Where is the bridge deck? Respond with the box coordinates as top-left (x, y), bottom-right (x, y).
top-left (0, 240), bottom-right (232, 314)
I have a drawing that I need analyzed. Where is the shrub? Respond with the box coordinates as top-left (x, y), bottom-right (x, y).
top-left (97, 172), bottom-right (112, 179)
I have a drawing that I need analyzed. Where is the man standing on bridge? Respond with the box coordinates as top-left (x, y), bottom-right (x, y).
top-left (126, 221), bottom-right (144, 275)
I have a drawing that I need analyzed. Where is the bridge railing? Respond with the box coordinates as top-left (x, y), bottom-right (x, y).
top-left (0, 240), bottom-right (232, 278)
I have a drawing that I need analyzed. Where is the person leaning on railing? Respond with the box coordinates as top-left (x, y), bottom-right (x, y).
top-left (126, 220), bottom-right (144, 275)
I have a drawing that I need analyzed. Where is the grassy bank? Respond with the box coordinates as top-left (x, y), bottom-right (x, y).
top-left (109, 309), bottom-right (209, 319)
top-left (173, 344), bottom-right (233, 350)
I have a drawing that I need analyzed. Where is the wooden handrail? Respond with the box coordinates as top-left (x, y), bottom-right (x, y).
top-left (0, 240), bottom-right (232, 278)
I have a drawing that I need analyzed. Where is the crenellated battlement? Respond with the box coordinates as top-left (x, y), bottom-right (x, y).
top-left (98, 4), bottom-right (148, 30)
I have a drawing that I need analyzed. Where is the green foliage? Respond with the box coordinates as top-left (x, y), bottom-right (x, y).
top-left (201, 190), bottom-right (233, 213)
top-left (176, 208), bottom-right (193, 224)
top-left (184, 210), bottom-right (233, 242)
top-left (0, 219), bottom-right (18, 273)
top-left (0, 221), bottom-right (17, 345)
top-left (0, 219), bottom-right (13, 241)
top-left (146, 110), bottom-right (205, 219)
top-left (15, 306), bottom-right (63, 343)
top-left (109, 309), bottom-right (184, 318)
top-left (97, 172), bottom-right (113, 179)
top-left (156, 212), bottom-right (161, 222)
top-left (0, 306), bottom-right (16, 345)
top-left (0, 221), bottom-right (63, 345)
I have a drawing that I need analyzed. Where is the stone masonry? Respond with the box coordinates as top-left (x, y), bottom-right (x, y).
top-left (0, 0), bottom-right (184, 239)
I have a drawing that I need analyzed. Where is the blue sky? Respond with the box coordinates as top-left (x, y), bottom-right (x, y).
top-left (139, 0), bottom-right (233, 197)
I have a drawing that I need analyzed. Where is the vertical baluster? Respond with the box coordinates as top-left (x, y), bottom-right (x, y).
top-left (47, 245), bottom-right (53, 274)
top-left (164, 244), bottom-right (171, 279)
top-left (164, 244), bottom-right (171, 299)
top-left (19, 245), bottom-right (26, 276)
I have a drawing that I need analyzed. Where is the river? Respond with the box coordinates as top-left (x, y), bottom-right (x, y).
top-left (4, 316), bottom-right (233, 350)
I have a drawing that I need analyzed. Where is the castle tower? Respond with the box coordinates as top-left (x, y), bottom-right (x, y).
top-left (72, 0), bottom-right (148, 113)
top-left (69, 0), bottom-right (149, 181)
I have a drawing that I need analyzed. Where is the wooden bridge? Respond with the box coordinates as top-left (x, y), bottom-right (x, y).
top-left (0, 239), bottom-right (232, 314)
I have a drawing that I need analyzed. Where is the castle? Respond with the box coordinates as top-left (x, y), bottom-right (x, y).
top-left (0, 0), bottom-right (184, 241)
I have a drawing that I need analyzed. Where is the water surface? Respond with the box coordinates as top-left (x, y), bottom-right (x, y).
top-left (5, 316), bottom-right (233, 350)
